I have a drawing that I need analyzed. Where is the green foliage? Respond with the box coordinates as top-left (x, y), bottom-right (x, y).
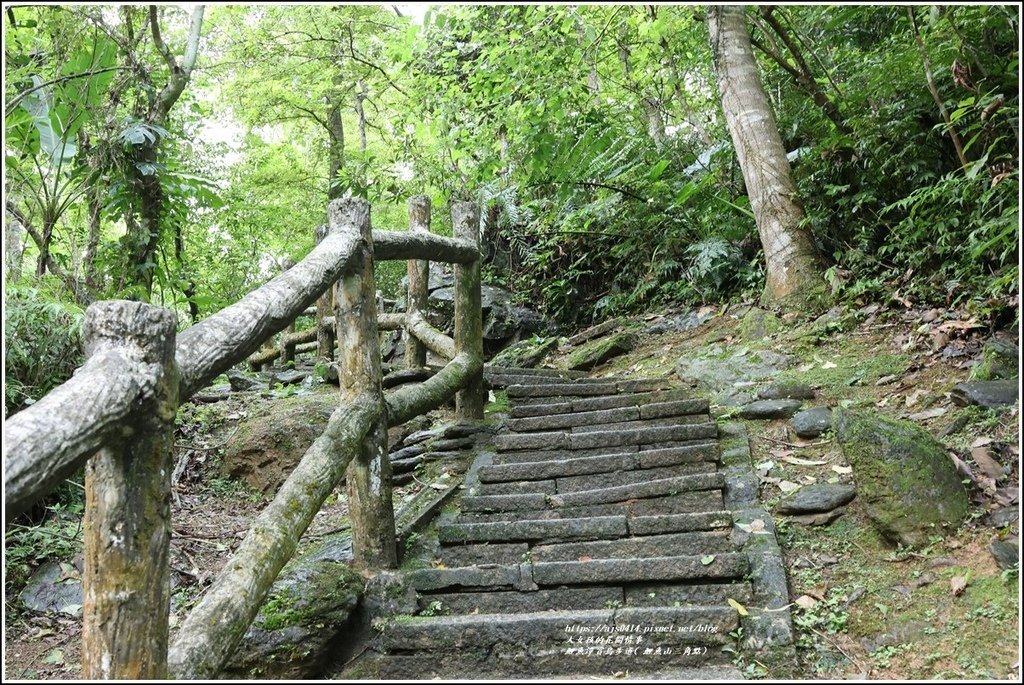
top-left (3, 282), bottom-right (84, 413)
top-left (5, 480), bottom-right (85, 591)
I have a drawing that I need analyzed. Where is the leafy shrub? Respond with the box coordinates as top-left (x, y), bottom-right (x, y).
top-left (4, 282), bottom-right (85, 414)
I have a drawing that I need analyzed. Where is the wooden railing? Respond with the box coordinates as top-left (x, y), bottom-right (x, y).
top-left (2, 196), bottom-right (484, 679)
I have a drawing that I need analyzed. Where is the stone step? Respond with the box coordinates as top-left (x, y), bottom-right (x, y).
top-left (555, 462), bottom-right (717, 493)
top-left (547, 473), bottom-right (725, 508)
top-left (488, 374), bottom-right (609, 388)
top-left (490, 445), bottom-right (639, 465)
top-left (461, 493), bottom-right (550, 513)
top-left (407, 564), bottom-right (534, 592)
top-left (506, 379), bottom-right (675, 400)
top-left (569, 415), bottom-right (709, 434)
top-left (439, 515), bottom-right (629, 544)
top-left (481, 451), bottom-right (638, 482)
top-left (531, 553), bottom-right (748, 586)
top-left (623, 581), bottom-right (755, 608)
top-left (453, 491), bottom-right (727, 524)
top-left (487, 441), bottom-right (718, 467)
top-left (416, 586), bottom-right (623, 615)
top-left (509, 388), bottom-right (700, 419)
top-left (628, 512), bottom-right (734, 536)
top-left (472, 478), bottom-right (557, 496)
top-left (348, 648), bottom-right (740, 679)
top-left (438, 542), bottom-right (528, 567)
top-left (486, 365), bottom-right (589, 379)
top-left (378, 606), bottom-right (738, 652)
top-left (507, 399), bottom-right (710, 433)
top-left (530, 531), bottom-right (735, 562)
top-left (494, 423), bottom-right (717, 452)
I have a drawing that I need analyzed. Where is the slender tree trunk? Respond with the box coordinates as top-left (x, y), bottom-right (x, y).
top-left (327, 74), bottom-right (346, 201)
top-left (708, 5), bottom-right (827, 310)
top-left (4, 204), bottom-right (26, 280)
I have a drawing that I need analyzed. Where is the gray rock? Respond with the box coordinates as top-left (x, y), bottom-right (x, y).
top-left (757, 383), bottom-right (816, 401)
top-left (647, 309), bottom-right (716, 335)
top-left (988, 540), bottom-right (1019, 570)
top-left (271, 369), bottom-right (309, 386)
top-left (739, 399), bottom-right (803, 420)
top-left (19, 561), bottom-right (82, 614)
top-left (676, 347), bottom-right (797, 406)
top-left (971, 337), bottom-right (1019, 381)
top-left (950, 380), bottom-right (1019, 408)
top-left (986, 506), bottom-right (1019, 528)
top-left (224, 533), bottom-right (362, 679)
top-left (489, 337), bottom-right (557, 368)
top-left (227, 369), bottom-right (261, 391)
top-left (834, 408), bottom-right (970, 548)
top-left (788, 508), bottom-right (846, 527)
top-left (790, 407), bottom-right (833, 438)
top-left (777, 484), bottom-right (856, 515)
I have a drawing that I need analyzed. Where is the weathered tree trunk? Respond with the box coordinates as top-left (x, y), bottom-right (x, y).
top-left (405, 196), bottom-right (430, 369)
top-left (80, 301), bottom-right (178, 679)
top-left (708, 5), bottom-right (827, 310)
top-left (333, 198), bottom-right (397, 569)
top-left (452, 202), bottom-right (484, 420)
top-left (4, 202), bottom-right (25, 280)
top-left (314, 225), bottom-right (337, 361)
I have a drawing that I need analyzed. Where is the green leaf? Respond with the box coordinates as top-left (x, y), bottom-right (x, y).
top-left (701, 554), bottom-right (716, 566)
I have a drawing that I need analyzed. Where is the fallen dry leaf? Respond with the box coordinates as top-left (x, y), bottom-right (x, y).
top-left (905, 389), bottom-right (926, 407)
top-left (794, 595), bottom-right (818, 610)
top-left (832, 465), bottom-right (853, 475)
top-left (876, 374), bottom-right (899, 386)
top-left (971, 436), bottom-right (995, 448)
top-left (778, 480), bottom-right (801, 494)
top-left (908, 406), bottom-right (947, 421)
top-left (728, 598), bottom-right (749, 616)
top-left (950, 575), bottom-right (968, 596)
top-left (971, 446), bottom-right (1004, 481)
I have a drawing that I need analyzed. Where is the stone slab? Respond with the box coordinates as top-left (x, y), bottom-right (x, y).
top-left (628, 511), bottom-right (733, 535)
top-left (531, 553), bottom-right (748, 585)
top-left (439, 516), bottom-right (628, 544)
top-left (549, 473), bottom-right (725, 507)
top-left (531, 531), bottom-right (735, 562)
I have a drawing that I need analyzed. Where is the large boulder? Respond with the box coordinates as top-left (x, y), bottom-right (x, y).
top-left (676, 346), bottom-right (797, 406)
top-left (489, 336), bottom-right (558, 369)
top-left (221, 392), bottom-right (336, 495)
top-left (223, 534), bottom-right (364, 679)
top-left (833, 408), bottom-right (969, 548)
top-left (950, 380), bottom-right (1019, 408)
top-left (427, 282), bottom-right (548, 357)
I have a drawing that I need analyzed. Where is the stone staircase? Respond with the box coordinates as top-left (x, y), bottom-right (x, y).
top-left (340, 368), bottom-right (792, 680)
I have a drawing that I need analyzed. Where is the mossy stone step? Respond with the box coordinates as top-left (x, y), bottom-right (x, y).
top-left (555, 462), bottom-right (716, 493)
top-left (439, 515), bottom-right (628, 544)
top-left (453, 491), bottom-right (727, 524)
top-left (531, 553), bottom-right (748, 586)
top-left (547, 473), bottom-right (725, 507)
top-left (378, 606), bottom-right (738, 652)
top-left (508, 388), bottom-right (700, 418)
top-left (437, 542), bottom-right (528, 567)
top-left (494, 423), bottom-right (717, 452)
top-left (507, 378), bottom-right (674, 400)
top-left (530, 530), bottom-right (735, 562)
top-left (416, 586), bottom-right (623, 615)
top-left (507, 399), bottom-right (710, 433)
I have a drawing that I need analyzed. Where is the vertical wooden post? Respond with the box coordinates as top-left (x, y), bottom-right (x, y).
top-left (81, 301), bottom-right (178, 679)
top-left (453, 201), bottom-right (484, 420)
top-left (331, 197), bottom-right (397, 569)
top-left (314, 224), bottom-right (336, 361)
top-left (405, 196), bottom-right (431, 369)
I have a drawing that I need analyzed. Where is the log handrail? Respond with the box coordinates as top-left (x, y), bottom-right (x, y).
top-left (2, 195), bottom-right (485, 680)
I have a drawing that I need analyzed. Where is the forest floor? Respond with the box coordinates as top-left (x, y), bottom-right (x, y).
top-left (3, 298), bottom-right (1019, 680)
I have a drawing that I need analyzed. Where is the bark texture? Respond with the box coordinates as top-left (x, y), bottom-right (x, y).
top-left (407, 312), bottom-right (456, 361)
top-left (79, 301), bottom-right (178, 680)
top-left (385, 352), bottom-right (483, 427)
top-left (332, 198), bottom-right (397, 570)
top-left (708, 5), bottom-right (827, 310)
top-left (405, 196), bottom-right (431, 368)
top-left (452, 202), bottom-right (484, 420)
top-left (4, 302), bottom-right (175, 518)
top-left (372, 229), bottom-right (478, 263)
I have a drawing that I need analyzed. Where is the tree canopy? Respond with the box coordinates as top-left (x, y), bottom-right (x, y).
top-left (4, 3), bottom-right (1019, 409)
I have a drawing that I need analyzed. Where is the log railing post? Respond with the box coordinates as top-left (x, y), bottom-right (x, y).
top-left (404, 196), bottom-right (431, 369)
top-left (80, 301), bottom-right (178, 679)
top-left (279, 258), bottom-right (298, 367)
top-left (332, 198), bottom-right (397, 569)
top-left (452, 201), bottom-right (484, 420)
top-left (314, 224), bottom-right (336, 361)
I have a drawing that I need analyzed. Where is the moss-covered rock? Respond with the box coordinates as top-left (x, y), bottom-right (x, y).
top-left (565, 330), bottom-right (636, 371)
top-left (489, 336), bottom-right (558, 368)
top-left (223, 534), bottom-right (364, 679)
top-left (971, 337), bottom-right (1019, 381)
top-left (833, 408), bottom-right (969, 548)
top-left (222, 391), bottom-right (336, 495)
top-left (738, 308), bottom-right (783, 341)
